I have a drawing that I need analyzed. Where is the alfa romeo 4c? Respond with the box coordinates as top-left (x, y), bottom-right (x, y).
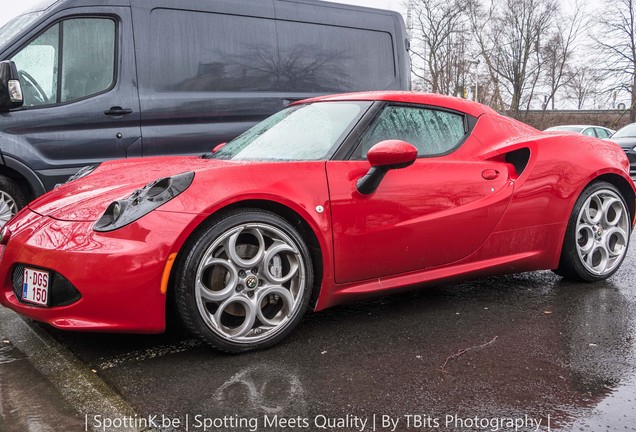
top-left (1, 92), bottom-right (634, 352)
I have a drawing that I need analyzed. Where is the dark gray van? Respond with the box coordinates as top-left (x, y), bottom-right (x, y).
top-left (0, 0), bottom-right (410, 224)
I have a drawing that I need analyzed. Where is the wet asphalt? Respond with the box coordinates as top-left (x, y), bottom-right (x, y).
top-left (0, 343), bottom-right (85, 432)
top-left (3, 233), bottom-right (636, 431)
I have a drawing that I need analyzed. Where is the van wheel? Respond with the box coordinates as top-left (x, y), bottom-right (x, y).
top-left (0, 175), bottom-right (27, 227)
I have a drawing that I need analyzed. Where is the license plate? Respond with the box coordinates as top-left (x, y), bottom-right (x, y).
top-left (22, 268), bottom-right (49, 307)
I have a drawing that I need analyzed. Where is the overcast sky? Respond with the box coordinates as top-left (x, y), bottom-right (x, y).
top-left (0, 0), bottom-right (407, 27)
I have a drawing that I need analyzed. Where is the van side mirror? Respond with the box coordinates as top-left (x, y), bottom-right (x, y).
top-left (0, 61), bottom-right (24, 112)
top-left (356, 140), bottom-right (418, 195)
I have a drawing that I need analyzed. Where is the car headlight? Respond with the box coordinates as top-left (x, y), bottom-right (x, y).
top-left (94, 171), bottom-right (194, 232)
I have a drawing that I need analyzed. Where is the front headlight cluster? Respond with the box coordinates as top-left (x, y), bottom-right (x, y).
top-left (94, 171), bottom-right (194, 232)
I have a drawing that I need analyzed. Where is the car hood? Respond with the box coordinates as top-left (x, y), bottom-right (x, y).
top-left (607, 137), bottom-right (636, 149)
top-left (28, 156), bottom-right (227, 222)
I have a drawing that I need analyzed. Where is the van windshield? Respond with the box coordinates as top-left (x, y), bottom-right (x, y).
top-left (0, 12), bottom-right (44, 52)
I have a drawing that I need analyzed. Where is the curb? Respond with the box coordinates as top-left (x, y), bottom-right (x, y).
top-left (0, 306), bottom-right (150, 432)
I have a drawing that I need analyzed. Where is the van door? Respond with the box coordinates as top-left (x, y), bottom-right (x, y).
top-left (0, 7), bottom-right (141, 192)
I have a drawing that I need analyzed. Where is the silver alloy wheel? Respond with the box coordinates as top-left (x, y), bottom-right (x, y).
top-left (194, 223), bottom-right (306, 344)
top-left (575, 189), bottom-right (630, 276)
top-left (0, 191), bottom-right (18, 226)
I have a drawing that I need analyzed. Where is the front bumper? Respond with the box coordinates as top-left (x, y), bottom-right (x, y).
top-left (0, 209), bottom-right (194, 333)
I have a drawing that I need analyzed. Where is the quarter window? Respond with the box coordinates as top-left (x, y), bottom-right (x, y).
top-left (355, 105), bottom-right (467, 158)
top-left (10, 18), bottom-right (116, 107)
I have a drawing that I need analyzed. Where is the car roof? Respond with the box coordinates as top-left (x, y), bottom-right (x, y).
top-left (298, 91), bottom-right (499, 118)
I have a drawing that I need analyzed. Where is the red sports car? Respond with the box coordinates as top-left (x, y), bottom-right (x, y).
top-left (0, 92), bottom-right (634, 353)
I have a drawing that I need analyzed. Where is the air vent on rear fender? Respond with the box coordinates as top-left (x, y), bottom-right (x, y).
top-left (505, 148), bottom-right (531, 176)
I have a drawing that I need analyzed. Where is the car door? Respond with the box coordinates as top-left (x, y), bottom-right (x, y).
top-left (1, 7), bottom-right (141, 191)
top-left (326, 104), bottom-right (514, 284)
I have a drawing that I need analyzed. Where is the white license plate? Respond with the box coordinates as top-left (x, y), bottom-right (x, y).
top-left (22, 268), bottom-right (49, 307)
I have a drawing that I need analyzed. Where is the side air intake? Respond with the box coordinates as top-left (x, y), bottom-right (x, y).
top-left (505, 148), bottom-right (531, 176)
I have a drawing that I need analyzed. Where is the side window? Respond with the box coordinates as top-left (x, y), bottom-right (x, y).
top-left (150, 9), bottom-right (278, 92)
top-left (11, 18), bottom-right (115, 107)
top-left (355, 105), bottom-right (467, 158)
top-left (276, 22), bottom-right (395, 92)
top-left (595, 128), bottom-right (610, 139)
top-left (582, 128), bottom-right (597, 137)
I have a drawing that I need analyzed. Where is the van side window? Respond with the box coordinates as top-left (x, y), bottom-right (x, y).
top-left (276, 22), bottom-right (395, 92)
top-left (354, 105), bottom-right (467, 158)
top-left (11, 18), bottom-right (115, 107)
top-left (150, 10), bottom-right (278, 92)
top-left (150, 9), bottom-right (396, 93)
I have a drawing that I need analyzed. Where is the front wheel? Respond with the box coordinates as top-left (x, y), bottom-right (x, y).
top-left (555, 181), bottom-right (631, 281)
top-left (174, 209), bottom-right (314, 353)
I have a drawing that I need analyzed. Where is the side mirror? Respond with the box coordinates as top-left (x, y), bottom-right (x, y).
top-left (0, 61), bottom-right (23, 112)
top-left (356, 140), bottom-right (417, 195)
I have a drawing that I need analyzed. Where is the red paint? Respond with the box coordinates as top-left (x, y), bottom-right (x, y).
top-left (367, 140), bottom-right (418, 167)
top-left (0, 91), bottom-right (634, 333)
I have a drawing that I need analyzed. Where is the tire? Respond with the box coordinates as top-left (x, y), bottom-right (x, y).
top-left (174, 208), bottom-right (314, 353)
top-left (0, 175), bottom-right (27, 227)
top-left (555, 181), bottom-right (631, 282)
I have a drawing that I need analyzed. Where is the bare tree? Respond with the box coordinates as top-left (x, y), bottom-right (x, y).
top-left (466, 0), bottom-right (505, 109)
top-left (565, 66), bottom-right (603, 109)
top-left (542, 2), bottom-right (586, 111)
top-left (409, 0), bottom-right (469, 95)
top-left (592, 0), bottom-right (636, 121)
top-left (468, 0), bottom-right (558, 117)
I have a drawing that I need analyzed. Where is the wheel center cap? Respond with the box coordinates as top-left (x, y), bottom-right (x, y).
top-left (245, 275), bottom-right (258, 290)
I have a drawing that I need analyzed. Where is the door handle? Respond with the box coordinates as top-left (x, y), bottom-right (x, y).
top-left (105, 106), bottom-right (133, 116)
top-left (481, 169), bottom-right (500, 180)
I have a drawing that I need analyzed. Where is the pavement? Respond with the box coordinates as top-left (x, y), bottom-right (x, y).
top-left (0, 306), bottom-right (142, 432)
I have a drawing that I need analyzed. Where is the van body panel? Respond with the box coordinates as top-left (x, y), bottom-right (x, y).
top-left (0, 0), bottom-right (409, 205)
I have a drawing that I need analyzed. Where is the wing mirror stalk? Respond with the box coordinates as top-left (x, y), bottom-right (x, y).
top-left (356, 140), bottom-right (418, 195)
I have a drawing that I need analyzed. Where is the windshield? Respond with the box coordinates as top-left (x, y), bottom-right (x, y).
top-left (612, 123), bottom-right (636, 138)
top-left (213, 101), bottom-right (372, 161)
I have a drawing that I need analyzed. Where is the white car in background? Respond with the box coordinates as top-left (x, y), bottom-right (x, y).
top-left (544, 125), bottom-right (615, 139)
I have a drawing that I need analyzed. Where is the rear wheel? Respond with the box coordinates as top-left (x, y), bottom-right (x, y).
top-left (0, 175), bottom-right (27, 227)
top-left (555, 181), bottom-right (631, 281)
top-left (174, 209), bottom-right (313, 353)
